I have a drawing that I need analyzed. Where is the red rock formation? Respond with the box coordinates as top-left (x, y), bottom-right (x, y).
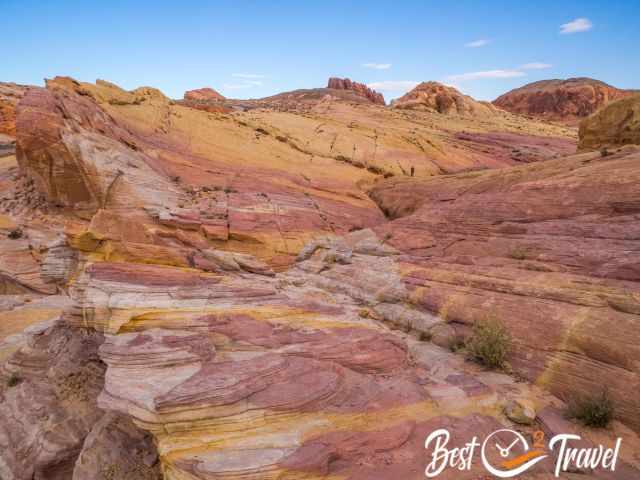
top-left (369, 146), bottom-right (640, 429)
top-left (493, 77), bottom-right (636, 124)
top-left (0, 82), bottom-right (30, 137)
top-left (183, 87), bottom-right (225, 101)
top-left (327, 77), bottom-right (385, 105)
top-left (393, 81), bottom-right (499, 117)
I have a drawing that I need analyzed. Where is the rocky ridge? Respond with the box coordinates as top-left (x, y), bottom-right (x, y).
top-left (493, 77), bottom-right (636, 124)
top-left (327, 77), bottom-right (386, 105)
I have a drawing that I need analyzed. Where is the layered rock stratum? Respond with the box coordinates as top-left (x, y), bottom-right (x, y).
top-left (393, 81), bottom-right (499, 117)
top-left (579, 93), bottom-right (640, 151)
top-left (327, 77), bottom-right (386, 105)
top-left (1, 76), bottom-right (639, 479)
top-left (0, 82), bottom-right (29, 138)
top-left (493, 77), bottom-right (636, 124)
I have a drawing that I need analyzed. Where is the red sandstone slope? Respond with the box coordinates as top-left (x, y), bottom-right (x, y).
top-left (493, 77), bottom-right (635, 124)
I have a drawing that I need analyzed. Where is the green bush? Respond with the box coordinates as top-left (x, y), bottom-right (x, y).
top-left (567, 390), bottom-right (614, 428)
top-left (7, 373), bottom-right (21, 387)
top-left (509, 246), bottom-right (528, 260)
top-left (465, 317), bottom-right (511, 369)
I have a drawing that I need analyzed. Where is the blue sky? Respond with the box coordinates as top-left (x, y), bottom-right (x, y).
top-left (2, 0), bottom-right (638, 101)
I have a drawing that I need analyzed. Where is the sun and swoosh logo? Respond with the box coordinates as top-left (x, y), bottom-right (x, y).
top-left (481, 429), bottom-right (548, 478)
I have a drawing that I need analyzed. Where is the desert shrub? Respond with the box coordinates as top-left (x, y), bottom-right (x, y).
top-left (465, 316), bottom-right (511, 369)
top-left (448, 336), bottom-right (465, 352)
top-left (7, 373), bottom-right (21, 387)
top-left (600, 147), bottom-right (610, 157)
top-left (567, 390), bottom-right (614, 428)
top-left (8, 228), bottom-right (23, 240)
top-left (509, 246), bottom-right (528, 260)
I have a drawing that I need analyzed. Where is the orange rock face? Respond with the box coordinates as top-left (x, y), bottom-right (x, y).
top-left (493, 77), bottom-right (636, 124)
top-left (327, 77), bottom-right (385, 105)
top-left (393, 81), bottom-right (499, 117)
top-left (0, 83), bottom-right (30, 137)
top-left (183, 87), bottom-right (225, 101)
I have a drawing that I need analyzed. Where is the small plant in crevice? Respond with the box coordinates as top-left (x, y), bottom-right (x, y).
top-left (448, 336), bottom-right (465, 353)
top-left (465, 316), bottom-right (511, 370)
top-left (509, 246), bottom-right (528, 261)
top-left (419, 330), bottom-right (433, 342)
top-left (8, 228), bottom-right (23, 240)
top-left (7, 373), bottom-right (22, 387)
top-left (566, 389), bottom-right (614, 428)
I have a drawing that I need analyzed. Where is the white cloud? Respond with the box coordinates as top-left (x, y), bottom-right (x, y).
top-left (223, 84), bottom-right (254, 90)
top-left (362, 63), bottom-right (392, 70)
top-left (366, 80), bottom-right (419, 92)
top-left (446, 69), bottom-right (526, 82)
top-left (519, 62), bottom-right (552, 70)
top-left (232, 73), bottom-right (265, 79)
top-left (465, 39), bottom-right (490, 48)
top-left (560, 17), bottom-right (593, 34)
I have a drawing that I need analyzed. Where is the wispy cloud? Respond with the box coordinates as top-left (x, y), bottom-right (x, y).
top-left (223, 84), bottom-right (254, 90)
top-left (465, 39), bottom-right (490, 48)
top-left (446, 69), bottom-right (526, 82)
top-left (560, 17), bottom-right (593, 34)
top-left (232, 73), bottom-right (265, 79)
top-left (362, 63), bottom-right (392, 70)
top-left (366, 80), bottom-right (419, 92)
top-left (519, 62), bottom-right (552, 70)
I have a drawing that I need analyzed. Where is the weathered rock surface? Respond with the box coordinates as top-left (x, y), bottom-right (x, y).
top-left (327, 77), bottom-right (386, 105)
top-left (369, 146), bottom-right (640, 429)
top-left (579, 93), bottom-right (640, 151)
top-left (2, 75), bottom-right (639, 479)
top-left (493, 77), bottom-right (636, 124)
top-left (0, 321), bottom-right (105, 479)
top-left (393, 81), bottom-right (499, 117)
top-left (0, 82), bottom-right (30, 137)
top-left (72, 412), bottom-right (161, 480)
top-left (183, 87), bottom-right (225, 102)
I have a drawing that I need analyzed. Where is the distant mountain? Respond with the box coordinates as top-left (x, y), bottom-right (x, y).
top-left (392, 81), bottom-right (499, 117)
top-left (493, 78), bottom-right (636, 124)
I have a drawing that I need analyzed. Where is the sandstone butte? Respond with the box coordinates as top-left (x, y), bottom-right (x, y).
top-left (392, 81), bottom-right (499, 117)
top-left (493, 77), bottom-right (637, 125)
top-left (0, 75), bottom-right (639, 480)
top-left (327, 77), bottom-right (386, 105)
